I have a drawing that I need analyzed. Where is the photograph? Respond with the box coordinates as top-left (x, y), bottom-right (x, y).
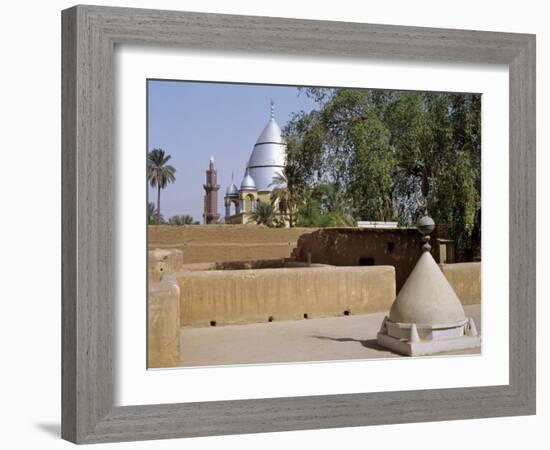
top-left (1, 0), bottom-right (542, 447)
top-left (146, 80), bottom-right (482, 368)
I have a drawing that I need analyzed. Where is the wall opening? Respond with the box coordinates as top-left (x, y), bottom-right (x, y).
top-left (359, 257), bottom-right (375, 266)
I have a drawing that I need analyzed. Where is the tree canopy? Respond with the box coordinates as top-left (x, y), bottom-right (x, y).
top-left (284, 88), bottom-right (481, 259)
top-left (168, 214), bottom-right (195, 225)
top-left (250, 201), bottom-right (277, 227)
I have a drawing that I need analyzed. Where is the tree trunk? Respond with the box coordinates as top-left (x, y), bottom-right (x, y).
top-left (289, 207), bottom-right (293, 228)
top-left (156, 186), bottom-right (161, 225)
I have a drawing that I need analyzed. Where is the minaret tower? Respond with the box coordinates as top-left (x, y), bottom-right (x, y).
top-left (203, 156), bottom-right (221, 224)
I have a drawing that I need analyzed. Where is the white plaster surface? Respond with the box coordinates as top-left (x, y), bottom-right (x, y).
top-left (377, 333), bottom-right (481, 357)
top-left (389, 251), bottom-right (467, 324)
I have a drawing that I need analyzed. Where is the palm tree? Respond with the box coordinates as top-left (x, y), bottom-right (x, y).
top-left (270, 168), bottom-right (302, 227)
top-left (147, 201), bottom-right (165, 224)
top-left (168, 214), bottom-right (195, 225)
top-left (250, 201), bottom-right (276, 226)
top-left (147, 202), bottom-right (156, 224)
top-left (316, 184), bottom-right (355, 226)
top-left (147, 148), bottom-right (176, 225)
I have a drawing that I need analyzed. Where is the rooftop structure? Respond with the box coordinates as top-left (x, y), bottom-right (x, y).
top-left (202, 157), bottom-right (220, 224)
top-left (224, 101), bottom-right (288, 225)
top-left (376, 215), bottom-right (481, 356)
top-left (247, 100), bottom-right (286, 193)
top-left (225, 173), bottom-right (239, 197)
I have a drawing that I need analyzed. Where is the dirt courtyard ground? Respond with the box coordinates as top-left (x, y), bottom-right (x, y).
top-left (179, 304), bottom-right (481, 367)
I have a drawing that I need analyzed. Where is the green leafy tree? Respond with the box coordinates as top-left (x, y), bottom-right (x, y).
top-left (296, 194), bottom-right (332, 227)
top-left (290, 89), bottom-right (396, 222)
top-left (384, 92), bottom-right (433, 222)
top-left (147, 202), bottom-right (156, 225)
top-left (317, 184), bottom-right (355, 227)
top-left (296, 184), bottom-right (354, 227)
top-left (147, 148), bottom-right (176, 225)
top-left (284, 111), bottom-right (326, 186)
top-left (269, 168), bottom-right (304, 227)
top-left (347, 115), bottom-right (395, 220)
top-left (284, 88), bottom-right (481, 259)
top-left (147, 201), bottom-right (165, 224)
top-left (250, 201), bottom-right (276, 227)
top-left (168, 214), bottom-right (195, 225)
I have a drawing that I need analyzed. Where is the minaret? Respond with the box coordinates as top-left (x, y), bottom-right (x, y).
top-left (203, 156), bottom-right (221, 224)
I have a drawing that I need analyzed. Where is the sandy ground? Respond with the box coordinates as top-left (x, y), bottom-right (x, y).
top-left (179, 304), bottom-right (481, 367)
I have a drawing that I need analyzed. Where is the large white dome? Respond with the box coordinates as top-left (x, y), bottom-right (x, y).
top-left (247, 114), bottom-right (286, 192)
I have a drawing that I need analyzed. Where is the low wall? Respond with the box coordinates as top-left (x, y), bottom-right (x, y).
top-left (148, 248), bottom-right (184, 283)
top-left (147, 275), bottom-right (180, 368)
top-left (291, 228), bottom-right (458, 292)
top-left (147, 259), bottom-right (480, 366)
top-left (176, 265), bottom-right (396, 327)
top-left (148, 226), bottom-right (461, 294)
top-left (148, 224), bottom-right (317, 264)
top-left (441, 262), bottom-right (481, 305)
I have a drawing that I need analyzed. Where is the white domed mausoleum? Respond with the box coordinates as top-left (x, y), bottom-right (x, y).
top-left (223, 101), bottom-right (288, 225)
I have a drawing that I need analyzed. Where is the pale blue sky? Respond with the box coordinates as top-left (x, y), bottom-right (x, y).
top-left (147, 80), bottom-right (320, 222)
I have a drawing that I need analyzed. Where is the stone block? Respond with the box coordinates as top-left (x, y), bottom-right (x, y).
top-left (148, 248), bottom-right (184, 283)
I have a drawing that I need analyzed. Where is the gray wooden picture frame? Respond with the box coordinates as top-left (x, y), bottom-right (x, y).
top-left (61, 4), bottom-right (536, 444)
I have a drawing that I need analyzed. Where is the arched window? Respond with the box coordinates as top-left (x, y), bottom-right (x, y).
top-left (244, 194), bottom-right (255, 212)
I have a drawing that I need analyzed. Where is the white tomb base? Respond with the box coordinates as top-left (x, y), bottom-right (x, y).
top-left (375, 222), bottom-right (482, 357)
top-left (377, 317), bottom-right (481, 356)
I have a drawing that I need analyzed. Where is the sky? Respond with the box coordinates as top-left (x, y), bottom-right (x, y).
top-left (147, 80), bottom-right (319, 222)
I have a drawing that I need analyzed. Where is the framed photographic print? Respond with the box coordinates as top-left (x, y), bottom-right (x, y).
top-left (62, 5), bottom-right (536, 444)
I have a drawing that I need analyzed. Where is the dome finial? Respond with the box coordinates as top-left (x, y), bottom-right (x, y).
top-left (417, 215), bottom-right (435, 252)
top-left (270, 99), bottom-right (275, 119)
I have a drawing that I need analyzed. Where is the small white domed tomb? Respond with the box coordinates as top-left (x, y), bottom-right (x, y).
top-left (377, 216), bottom-right (481, 356)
